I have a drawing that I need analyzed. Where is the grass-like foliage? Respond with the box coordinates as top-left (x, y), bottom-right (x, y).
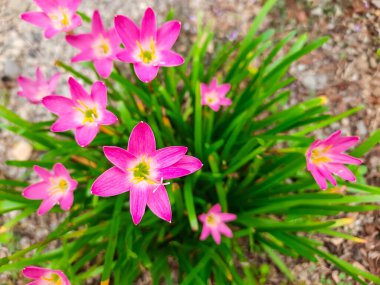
top-left (1, 0), bottom-right (380, 284)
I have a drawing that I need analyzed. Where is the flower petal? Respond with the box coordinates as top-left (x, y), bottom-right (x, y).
top-left (218, 223), bottom-right (233, 238)
top-left (198, 213), bottom-right (207, 223)
top-left (154, 146), bottom-right (187, 168)
top-left (129, 183), bottom-right (149, 225)
top-left (116, 50), bottom-right (138, 63)
top-left (94, 58), bottom-right (113, 78)
top-left (147, 185), bottom-right (172, 222)
top-left (209, 204), bottom-right (221, 214)
top-left (37, 196), bottom-right (57, 215)
top-left (133, 63), bottom-right (159, 83)
top-left (34, 0), bottom-right (57, 12)
top-left (33, 165), bottom-right (51, 180)
top-left (42, 96), bottom-right (74, 115)
top-left (307, 163), bottom-right (328, 190)
top-left (140, 7), bottom-right (156, 43)
top-left (22, 266), bottom-right (49, 279)
top-left (71, 50), bottom-right (95, 62)
top-left (59, 192), bottom-right (74, 211)
top-left (328, 153), bottom-right (362, 165)
top-left (220, 98), bottom-right (232, 106)
top-left (66, 0), bottom-right (81, 12)
top-left (318, 165), bottom-right (337, 187)
top-left (100, 110), bottom-right (118, 125)
top-left (127, 122), bottom-right (156, 156)
top-left (331, 137), bottom-right (360, 152)
top-left (326, 164), bottom-right (357, 182)
top-left (156, 20), bottom-right (181, 50)
top-left (92, 10), bottom-right (104, 34)
top-left (211, 228), bottom-right (221, 244)
top-left (75, 124), bottom-right (99, 147)
top-left (66, 34), bottom-right (93, 50)
top-left (23, 182), bottom-right (49, 200)
top-left (53, 163), bottom-right (69, 177)
top-left (157, 167), bottom-right (191, 180)
top-left (157, 50), bottom-right (184, 67)
top-left (91, 81), bottom-right (107, 107)
top-left (172, 155), bottom-right (203, 174)
top-left (217, 84), bottom-right (231, 97)
top-left (199, 224), bottom-right (211, 240)
top-left (103, 146), bottom-right (136, 170)
top-left (219, 213), bottom-right (237, 222)
top-left (91, 167), bottom-right (130, 197)
top-left (50, 113), bottom-right (81, 132)
top-left (44, 27), bottom-right (60, 39)
top-left (20, 12), bottom-right (50, 28)
top-left (48, 73), bottom-right (61, 90)
top-left (68, 77), bottom-right (91, 103)
top-left (114, 15), bottom-right (139, 51)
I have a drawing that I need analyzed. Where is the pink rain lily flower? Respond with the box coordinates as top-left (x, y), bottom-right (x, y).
top-left (23, 266), bottom-right (70, 285)
top-left (42, 77), bottom-right (118, 147)
top-left (114, 7), bottom-right (184, 83)
top-left (20, 0), bottom-right (82, 39)
top-left (199, 204), bottom-right (237, 245)
top-left (201, 78), bottom-right (232, 111)
top-left (91, 122), bottom-right (203, 225)
top-left (306, 130), bottom-right (362, 190)
top-left (18, 67), bottom-right (60, 103)
top-left (66, 10), bottom-right (121, 78)
top-left (23, 163), bottom-right (77, 215)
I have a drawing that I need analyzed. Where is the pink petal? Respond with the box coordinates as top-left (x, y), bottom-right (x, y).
top-left (220, 98), bottom-right (232, 106)
top-left (209, 204), bottom-right (222, 214)
top-left (156, 20), bottom-right (181, 50)
top-left (66, 34), bottom-right (93, 50)
top-left (331, 137), bottom-right (360, 152)
top-left (69, 14), bottom-right (82, 31)
top-left (59, 192), bottom-right (74, 211)
top-left (53, 163), bottom-right (69, 177)
top-left (103, 146), bottom-right (136, 170)
top-left (91, 81), bottom-right (107, 107)
top-left (44, 27), bottom-right (60, 39)
top-left (48, 73), bottom-right (61, 90)
top-left (37, 196), bottom-right (57, 215)
top-left (157, 50), bottom-right (184, 67)
top-left (198, 213), bottom-right (207, 223)
top-left (129, 184), bottom-right (149, 225)
top-left (154, 146), bottom-right (187, 168)
top-left (22, 266), bottom-right (49, 279)
top-left (42, 96), bottom-right (74, 115)
top-left (33, 165), bottom-right (51, 180)
top-left (323, 130), bottom-right (342, 145)
top-left (23, 182), bottom-right (49, 200)
top-left (307, 163), bottom-right (328, 190)
top-left (66, 0), bottom-right (81, 12)
top-left (56, 270), bottom-right (70, 285)
top-left (20, 12), bottom-right (50, 28)
top-left (172, 155), bottom-right (203, 174)
top-left (116, 50), bottom-right (138, 63)
top-left (100, 110), bottom-right (118, 125)
top-left (209, 104), bottom-right (221, 112)
top-left (140, 7), bottom-right (157, 43)
top-left (127, 122), bottom-right (156, 156)
top-left (18, 76), bottom-right (35, 90)
top-left (91, 10), bottom-right (104, 34)
top-left (217, 84), bottom-right (231, 97)
top-left (91, 166), bottom-right (130, 197)
top-left (51, 113), bottom-right (81, 132)
top-left (68, 77), bottom-right (90, 103)
top-left (199, 224), bottom-right (211, 240)
top-left (211, 228), bottom-right (221, 244)
top-left (326, 164), bottom-right (357, 182)
top-left (220, 213), bottom-right (237, 222)
top-left (36, 67), bottom-right (45, 82)
top-left (328, 153), bottom-right (362, 165)
top-left (157, 167), bottom-right (191, 180)
top-left (34, 0), bottom-right (57, 12)
top-left (94, 58), bottom-right (113, 78)
top-left (218, 223), bottom-right (233, 238)
top-left (133, 63), bottom-right (159, 83)
top-left (200, 83), bottom-right (209, 98)
top-left (318, 165), bottom-right (337, 187)
top-left (71, 50), bottom-right (95, 62)
top-left (114, 15), bottom-right (139, 51)
top-left (210, 78), bottom-right (218, 89)
top-left (147, 185), bottom-right (172, 222)
top-left (75, 124), bottom-right (99, 147)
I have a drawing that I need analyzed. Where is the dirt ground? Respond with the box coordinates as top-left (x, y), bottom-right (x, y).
top-left (0, 0), bottom-right (379, 284)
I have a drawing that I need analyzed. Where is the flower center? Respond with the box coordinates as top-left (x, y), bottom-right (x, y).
top-left (205, 92), bottom-right (219, 105)
top-left (42, 272), bottom-right (62, 285)
top-left (49, 7), bottom-right (71, 30)
top-left (93, 36), bottom-right (112, 58)
top-left (74, 100), bottom-right (99, 124)
top-left (310, 145), bottom-right (332, 165)
top-left (49, 179), bottom-right (69, 196)
top-left (206, 214), bottom-right (219, 227)
top-left (127, 156), bottom-right (153, 184)
top-left (137, 38), bottom-right (156, 64)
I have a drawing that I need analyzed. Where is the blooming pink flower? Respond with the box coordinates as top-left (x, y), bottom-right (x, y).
top-left (306, 130), bottom-right (362, 190)
top-left (201, 78), bottom-right (232, 111)
top-left (17, 67), bottom-right (60, 103)
top-left (199, 204), bottom-right (236, 245)
top-left (114, 7), bottom-right (184, 83)
top-left (42, 77), bottom-right (118, 147)
top-left (20, 0), bottom-right (82, 39)
top-left (22, 266), bottom-right (70, 285)
top-left (66, 10), bottom-right (121, 78)
top-left (91, 122), bottom-right (202, 225)
top-left (23, 163), bottom-right (77, 215)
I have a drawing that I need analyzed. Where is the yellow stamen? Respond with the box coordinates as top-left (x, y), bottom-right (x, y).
top-left (127, 156), bottom-right (157, 185)
top-left (49, 179), bottom-right (68, 196)
top-left (93, 36), bottom-right (111, 57)
top-left (310, 145), bottom-right (332, 165)
top-left (42, 273), bottom-right (62, 285)
top-left (137, 38), bottom-right (156, 64)
top-left (206, 214), bottom-right (218, 227)
top-left (73, 100), bottom-right (98, 124)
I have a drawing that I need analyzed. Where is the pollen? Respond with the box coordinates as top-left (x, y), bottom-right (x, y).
top-left (49, 179), bottom-right (69, 196)
top-left (206, 214), bottom-right (218, 227)
top-left (128, 156), bottom-right (155, 184)
top-left (42, 273), bottom-right (63, 285)
top-left (93, 36), bottom-right (111, 58)
top-left (310, 145), bottom-right (332, 165)
top-left (74, 100), bottom-right (99, 124)
top-left (137, 38), bottom-right (156, 64)
top-left (49, 7), bottom-right (71, 30)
